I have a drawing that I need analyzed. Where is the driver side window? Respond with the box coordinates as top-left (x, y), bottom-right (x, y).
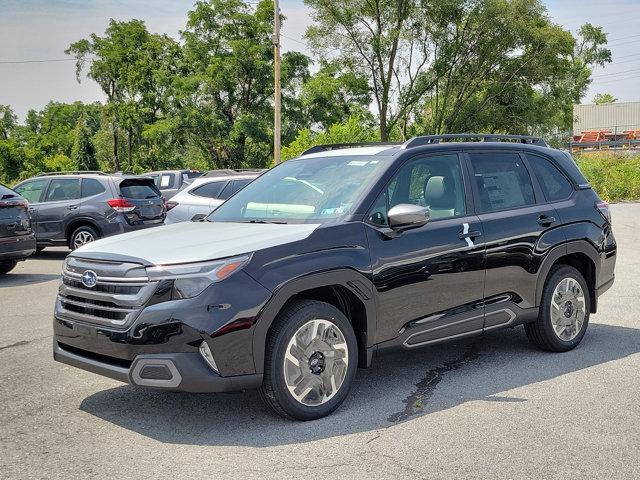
top-left (368, 153), bottom-right (466, 225)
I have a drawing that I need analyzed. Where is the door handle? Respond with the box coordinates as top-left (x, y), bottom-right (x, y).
top-left (28, 208), bottom-right (36, 213)
top-left (459, 230), bottom-right (482, 239)
top-left (67, 205), bottom-right (79, 210)
top-left (537, 215), bottom-right (556, 226)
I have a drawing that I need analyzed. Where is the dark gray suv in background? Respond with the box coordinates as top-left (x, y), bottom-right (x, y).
top-left (14, 172), bottom-right (165, 250)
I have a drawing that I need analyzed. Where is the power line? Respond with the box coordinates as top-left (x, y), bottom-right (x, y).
top-left (0, 58), bottom-right (76, 65)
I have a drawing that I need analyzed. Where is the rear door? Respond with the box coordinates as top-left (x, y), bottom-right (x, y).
top-left (36, 178), bottom-right (81, 242)
top-left (466, 150), bottom-right (561, 330)
top-left (118, 178), bottom-right (165, 224)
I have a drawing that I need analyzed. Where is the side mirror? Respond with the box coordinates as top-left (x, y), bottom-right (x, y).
top-left (387, 204), bottom-right (429, 230)
top-left (190, 214), bottom-right (207, 222)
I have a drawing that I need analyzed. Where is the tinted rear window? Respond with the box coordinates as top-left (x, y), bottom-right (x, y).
top-left (191, 181), bottom-right (227, 199)
top-left (0, 184), bottom-right (18, 199)
top-left (119, 179), bottom-right (161, 199)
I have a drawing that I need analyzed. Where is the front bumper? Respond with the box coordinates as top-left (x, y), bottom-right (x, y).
top-left (53, 340), bottom-right (263, 392)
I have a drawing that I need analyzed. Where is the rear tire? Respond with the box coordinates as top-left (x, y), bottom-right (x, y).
top-left (260, 300), bottom-right (358, 421)
top-left (69, 225), bottom-right (100, 251)
top-left (0, 260), bottom-right (18, 275)
top-left (525, 265), bottom-right (590, 352)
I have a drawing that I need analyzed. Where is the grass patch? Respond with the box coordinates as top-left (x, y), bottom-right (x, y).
top-left (574, 152), bottom-right (640, 203)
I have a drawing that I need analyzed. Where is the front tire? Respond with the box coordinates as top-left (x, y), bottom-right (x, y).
top-left (69, 225), bottom-right (100, 250)
top-left (0, 260), bottom-right (18, 275)
top-left (260, 300), bottom-right (358, 420)
top-left (525, 265), bottom-right (590, 352)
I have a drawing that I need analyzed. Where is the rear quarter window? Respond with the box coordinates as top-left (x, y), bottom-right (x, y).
top-left (81, 178), bottom-right (106, 198)
top-left (526, 154), bottom-right (574, 201)
top-left (119, 179), bottom-right (161, 199)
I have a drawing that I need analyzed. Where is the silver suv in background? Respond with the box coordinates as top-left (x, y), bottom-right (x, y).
top-left (13, 172), bottom-right (165, 250)
top-left (164, 173), bottom-right (259, 224)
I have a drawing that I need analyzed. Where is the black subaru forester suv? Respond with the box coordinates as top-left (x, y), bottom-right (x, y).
top-left (53, 134), bottom-right (616, 420)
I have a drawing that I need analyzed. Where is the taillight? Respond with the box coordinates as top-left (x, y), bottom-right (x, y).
top-left (107, 198), bottom-right (135, 212)
top-left (0, 199), bottom-right (28, 208)
top-left (596, 201), bottom-right (611, 225)
top-left (166, 201), bottom-right (178, 211)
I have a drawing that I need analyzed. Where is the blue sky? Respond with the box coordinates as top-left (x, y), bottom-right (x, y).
top-left (1, 0), bottom-right (639, 119)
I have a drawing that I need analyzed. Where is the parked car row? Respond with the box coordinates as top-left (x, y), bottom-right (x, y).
top-left (0, 168), bottom-right (263, 274)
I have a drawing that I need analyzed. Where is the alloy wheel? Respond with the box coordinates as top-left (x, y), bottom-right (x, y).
top-left (283, 318), bottom-right (349, 406)
top-left (550, 277), bottom-right (586, 341)
top-left (73, 230), bottom-right (95, 249)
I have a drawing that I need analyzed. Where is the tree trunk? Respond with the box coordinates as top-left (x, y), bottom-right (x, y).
top-left (112, 120), bottom-right (120, 171)
top-left (127, 126), bottom-right (133, 170)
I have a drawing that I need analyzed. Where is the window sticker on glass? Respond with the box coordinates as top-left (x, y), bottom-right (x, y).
top-left (347, 160), bottom-right (368, 166)
top-left (160, 175), bottom-right (171, 187)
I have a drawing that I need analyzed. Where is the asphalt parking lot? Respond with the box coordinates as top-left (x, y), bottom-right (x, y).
top-left (1, 204), bottom-right (639, 480)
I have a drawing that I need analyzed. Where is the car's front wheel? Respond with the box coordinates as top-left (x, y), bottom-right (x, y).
top-left (69, 225), bottom-right (100, 250)
top-left (0, 260), bottom-right (18, 275)
top-left (260, 300), bottom-right (358, 420)
top-left (525, 265), bottom-right (590, 352)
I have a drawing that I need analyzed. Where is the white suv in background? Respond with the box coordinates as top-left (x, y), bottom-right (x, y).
top-left (164, 173), bottom-right (259, 224)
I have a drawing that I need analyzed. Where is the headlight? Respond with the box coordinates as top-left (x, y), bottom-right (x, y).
top-left (146, 254), bottom-right (251, 299)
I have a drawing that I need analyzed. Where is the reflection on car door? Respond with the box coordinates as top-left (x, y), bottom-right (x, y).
top-left (366, 152), bottom-right (486, 348)
top-left (37, 178), bottom-right (81, 242)
top-left (467, 150), bottom-right (562, 330)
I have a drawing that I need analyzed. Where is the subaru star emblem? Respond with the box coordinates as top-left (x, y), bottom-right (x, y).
top-left (81, 270), bottom-right (98, 288)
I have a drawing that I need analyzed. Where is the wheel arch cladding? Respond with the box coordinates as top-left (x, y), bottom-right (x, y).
top-left (66, 218), bottom-right (101, 241)
top-left (252, 270), bottom-right (376, 373)
top-left (536, 241), bottom-right (598, 313)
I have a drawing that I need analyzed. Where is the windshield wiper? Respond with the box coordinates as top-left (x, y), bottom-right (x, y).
top-left (242, 219), bottom-right (288, 224)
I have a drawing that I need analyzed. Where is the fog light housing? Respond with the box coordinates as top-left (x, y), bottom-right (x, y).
top-left (199, 341), bottom-right (219, 373)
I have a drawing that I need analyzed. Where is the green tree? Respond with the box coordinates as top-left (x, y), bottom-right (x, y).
top-left (281, 115), bottom-right (378, 160)
top-left (72, 113), bottom-right (98, 170)
top-left (0, 105), bottom-right (17, 140)
top-left (305, 0), bottom-right (430, 141)
top-left (177, 0), bottom-right (309, 168)
top-left (593, 93), bottom-right (617, 105)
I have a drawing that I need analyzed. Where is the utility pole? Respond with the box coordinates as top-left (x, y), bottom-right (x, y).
top-left (273, 0), bottom-right (282, 164)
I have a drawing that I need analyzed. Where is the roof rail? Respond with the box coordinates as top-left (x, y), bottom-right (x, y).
top-left (300, 142), bottom-right (403, 156)
top-left (402, 134), bottom-right (548, 149)
top-left (36, 171), bottom-right (107, 177)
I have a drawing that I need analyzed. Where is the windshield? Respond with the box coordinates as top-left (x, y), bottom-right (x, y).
top-left (208, 155), bottom-right (392, 224)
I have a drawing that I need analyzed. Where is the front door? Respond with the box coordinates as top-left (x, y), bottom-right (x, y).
top-left (466, 150), bottom-right (561, 330)
top-left (365, 152), bottom-right (486, 347)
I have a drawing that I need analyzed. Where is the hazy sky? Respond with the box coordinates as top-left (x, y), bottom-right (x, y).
top-left (1, 0), bottom-right (639, 120)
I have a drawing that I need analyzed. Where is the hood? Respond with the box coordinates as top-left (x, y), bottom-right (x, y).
top-left (72, 221), bottom-right (320, 266)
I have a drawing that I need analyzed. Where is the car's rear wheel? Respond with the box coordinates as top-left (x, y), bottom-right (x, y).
top-left (69, 225), bottom-right (100, 250)
top-left (0, 260), bottom-right (18, 275)
top-left (525, 265), bottom-right (590, 352)
top-left (260, 300), bottom-right (358, 420)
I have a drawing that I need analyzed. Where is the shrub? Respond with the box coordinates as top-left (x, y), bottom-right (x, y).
top-left (575, 152), bottom-right (640, 203)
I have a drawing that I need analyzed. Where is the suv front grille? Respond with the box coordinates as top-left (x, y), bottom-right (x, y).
top-left (57, 257), bottom-right (157, 327)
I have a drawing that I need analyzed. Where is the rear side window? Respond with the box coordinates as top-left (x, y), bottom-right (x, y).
top-left (527, 154), bottom-right (574, 201)
top-left (119, 179), bottom-right (161, 199)
top-left (469, 152), bottom-right (535, 212)
top-left (14, 179), bottom-right (47, 203)
top-left (44, 178), bottom-right (81, 202)
top-left (191, 181), bottom-right (227, 199)
top-left (81, 178), bottom-right (106, 198)
top-left (159, 174), bottom-right (175, 189)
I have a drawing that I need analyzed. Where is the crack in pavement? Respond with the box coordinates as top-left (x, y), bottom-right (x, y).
top-left (0, 335), bottom-right (51, 352)
top-left (388, 342), bottom-right (481, 423)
